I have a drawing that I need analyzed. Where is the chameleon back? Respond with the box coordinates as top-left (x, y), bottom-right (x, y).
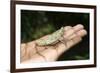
top-left (35, 27), bottom-right (64, 46)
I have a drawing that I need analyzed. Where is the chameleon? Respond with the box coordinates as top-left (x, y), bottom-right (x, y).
top-left (35, 27), bottom-right (67, 61)
top-left (35, 27), bottom-right (65, 46)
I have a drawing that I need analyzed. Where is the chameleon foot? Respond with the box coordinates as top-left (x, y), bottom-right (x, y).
top-left (59, 37), bottom-right (68, 48)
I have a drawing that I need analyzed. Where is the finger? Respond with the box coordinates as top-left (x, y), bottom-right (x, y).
top-left (73, 24), bottom-right (84, 31)
top-left (64, 24), bottom-right (84, 39)
top-left (76, 29), bottom-right (87, 37)
top-left (67, 29), bottom-right (87, 40)
top-left (64, 26), bottom-right (72, 31)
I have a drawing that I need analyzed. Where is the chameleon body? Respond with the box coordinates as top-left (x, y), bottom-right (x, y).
top-left (35, 27), bottom-right (64, 46)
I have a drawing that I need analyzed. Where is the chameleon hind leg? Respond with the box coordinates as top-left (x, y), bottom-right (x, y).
top-left (35, 45), bottom-right (47, 61)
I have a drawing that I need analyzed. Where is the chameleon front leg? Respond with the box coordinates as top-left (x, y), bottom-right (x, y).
top-left (58, 35), bottom-right (68, 48)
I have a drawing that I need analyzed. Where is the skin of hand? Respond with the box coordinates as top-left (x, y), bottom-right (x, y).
top-left (21, 24), bottom-right (87, 63)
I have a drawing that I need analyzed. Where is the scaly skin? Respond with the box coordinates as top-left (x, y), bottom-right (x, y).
top-left (35, 27), bottom-right (64, 46)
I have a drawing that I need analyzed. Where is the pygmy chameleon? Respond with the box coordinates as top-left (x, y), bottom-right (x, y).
top-left (35, 27), bottom-right (65, 46)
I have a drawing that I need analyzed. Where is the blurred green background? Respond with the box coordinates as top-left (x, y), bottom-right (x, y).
top-left (21, 10), bottom-right (89, 61)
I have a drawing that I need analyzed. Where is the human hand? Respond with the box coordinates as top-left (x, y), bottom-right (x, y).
top-left (21, 24), bottom-right (87, 63)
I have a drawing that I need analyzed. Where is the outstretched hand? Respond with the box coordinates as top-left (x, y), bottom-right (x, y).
top-left (21, 24), bottom-right (87, 63)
